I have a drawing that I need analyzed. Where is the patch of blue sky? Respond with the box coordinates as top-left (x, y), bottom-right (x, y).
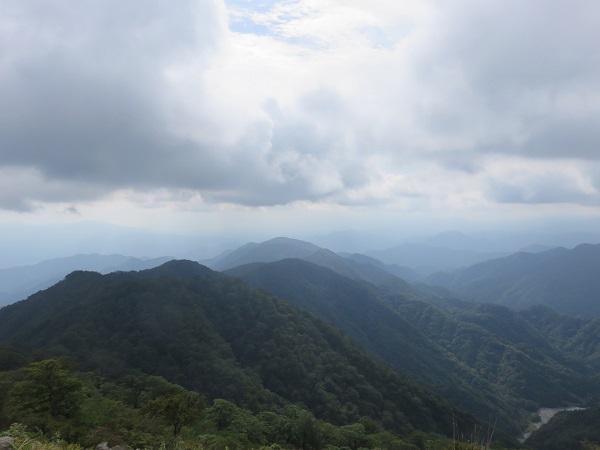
top-left (229, 15), bottom-right (274, 36)
top-left (225, 0), bottom-right (305, 37)
top-left (224, 0), bottom-right (281, 14)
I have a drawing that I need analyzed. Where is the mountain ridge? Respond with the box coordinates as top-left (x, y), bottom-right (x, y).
top-left (427, 243), bottom-right (600, 316)
top-left (0, 260), bottom-right (477, 437)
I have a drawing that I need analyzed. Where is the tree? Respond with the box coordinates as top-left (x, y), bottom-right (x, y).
top-left (284, 406), bottom-right (322, 450)
top-left (142, 391), bottom-right (204, 437)
top-left (206, 399), bottom-right (240, 431)
top-left (13, 359), bottom-right (84, 419)
top-left (120, 375), bottom-right (147, 409)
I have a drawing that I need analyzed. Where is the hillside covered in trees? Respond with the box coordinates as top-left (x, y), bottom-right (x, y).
top-left (228, 258), bottom-right (600, 437)
top-left (0, 261), bottom-right (493, 448)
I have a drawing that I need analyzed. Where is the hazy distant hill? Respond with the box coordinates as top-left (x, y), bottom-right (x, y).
top-left (205, 237), bottom-right (321, 270)
top-left (365, 243), bottom-right (507, 276)
top-left (427, 243), bottom-right (600, 316)
top-left (206, 236), bottom-right (418, 286)
top-left (0, 254), bottom-right (172, 307)
top-left (0, 260), bottom-right (475, 436)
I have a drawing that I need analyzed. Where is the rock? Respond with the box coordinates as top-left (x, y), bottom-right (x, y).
top-left (0, 437), bottom-right (15, 450)
top-left (95, 443), bottom-right (128, 450)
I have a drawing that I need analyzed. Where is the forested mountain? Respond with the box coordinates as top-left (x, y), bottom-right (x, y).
top-left (520, 305), bottom-right (600, 370)
top-left (227, 259), bottom-right (524, 434)
top-left (0, 254), bottom-right (171, 307)
top-left (206, 237), bottom-right (419, 287)
top-left (427, 243), bottom-right (600, 316)
top-left (387, 298), bottom-right (600, 404)
top-left (227, 258), bottom-right (600, 438)
top-left (0, 260), bottom-right (477, 439)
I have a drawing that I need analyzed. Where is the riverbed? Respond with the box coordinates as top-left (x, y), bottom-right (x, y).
top-left (519, 406), bottom-right (585, 443)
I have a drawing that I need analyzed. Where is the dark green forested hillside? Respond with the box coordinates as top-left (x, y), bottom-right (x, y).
top-left (387, 298), bottom-right (600, 406)
top-left (520, 305), bottom-right (600, 370)
top-left (427, 243), bottom-right (600, 316)
top-left (0, 260), bottom-right (477, 439)
top-left (228, 258), bottom-right (600, 439)
top-left (227, 258), bottom-right (524, 435)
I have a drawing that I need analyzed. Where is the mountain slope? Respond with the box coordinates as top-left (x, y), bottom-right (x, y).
top-left (226, 259), bottom-right (532, 435)
top-left (206, 237), bottom-right (321, 271)
top-left (0, 260), bottom-right (475, 436)
top-left (206, 237), bottom-right (415, 288)
top-left (427, 243), bottom-right (600, 316)
top-left (520, 305), bottom-right (600, 370)
top-left (386, 298), bottom-right (598, 406)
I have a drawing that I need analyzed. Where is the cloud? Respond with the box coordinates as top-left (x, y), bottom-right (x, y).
top-left (484, 158), bottom-right (599, 204)
top-left (1, 0), bottom-right (600, 214)
top-left (0, 0), bottom-right (230, 198)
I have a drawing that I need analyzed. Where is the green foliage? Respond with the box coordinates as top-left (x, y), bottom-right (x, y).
top-left (6, 359), bottom-right (86, 437)
top-left (3, 360), bottom-right (497, 450)
top-left (143, 390), bottom-right (205, 437)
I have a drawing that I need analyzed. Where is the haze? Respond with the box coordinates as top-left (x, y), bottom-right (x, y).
top-left (2, 0), bottom-right (600, 265)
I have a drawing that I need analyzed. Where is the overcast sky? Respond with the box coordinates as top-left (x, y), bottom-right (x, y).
top-left (1, 0), bottom-right (600, 240)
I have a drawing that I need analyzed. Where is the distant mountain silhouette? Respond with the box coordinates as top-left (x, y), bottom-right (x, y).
top-left (0, 254), bottom-right (172, 307)
top-left (205, 237), bottom-right (321, 270)
top-left (427, 243), bottom-right (600, 316)
top-left (365, 243), bottom-right (506, 276)
top-left (205, 237), bottom-right (417, 286)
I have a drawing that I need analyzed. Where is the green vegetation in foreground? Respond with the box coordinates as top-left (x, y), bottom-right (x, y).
top-left (0, 359), bottom-right (510, 450)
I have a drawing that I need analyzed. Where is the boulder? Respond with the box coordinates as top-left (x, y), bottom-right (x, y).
top-left (0, 437), bottom-right (15, 450)
top-left (95, 443), bottom-right (127, 450)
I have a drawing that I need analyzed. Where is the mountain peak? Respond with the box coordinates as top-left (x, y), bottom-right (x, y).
top-left (143, 259), bottom-right (214, 278)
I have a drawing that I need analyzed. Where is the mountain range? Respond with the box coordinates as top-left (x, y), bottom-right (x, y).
top-left (3, 234), bottom-right (600, 447)
top-left (0, 254), bottom-right (172, 307)
top-left (0, 260), bottom-right (476, 438)
top-left (226, 257), bottom-right (600, 436)
top-left (427, 243), bottom-right (600, 316)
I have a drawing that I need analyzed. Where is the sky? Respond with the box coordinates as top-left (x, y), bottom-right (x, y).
top-left (1, 0), bottom-right (600, 244)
